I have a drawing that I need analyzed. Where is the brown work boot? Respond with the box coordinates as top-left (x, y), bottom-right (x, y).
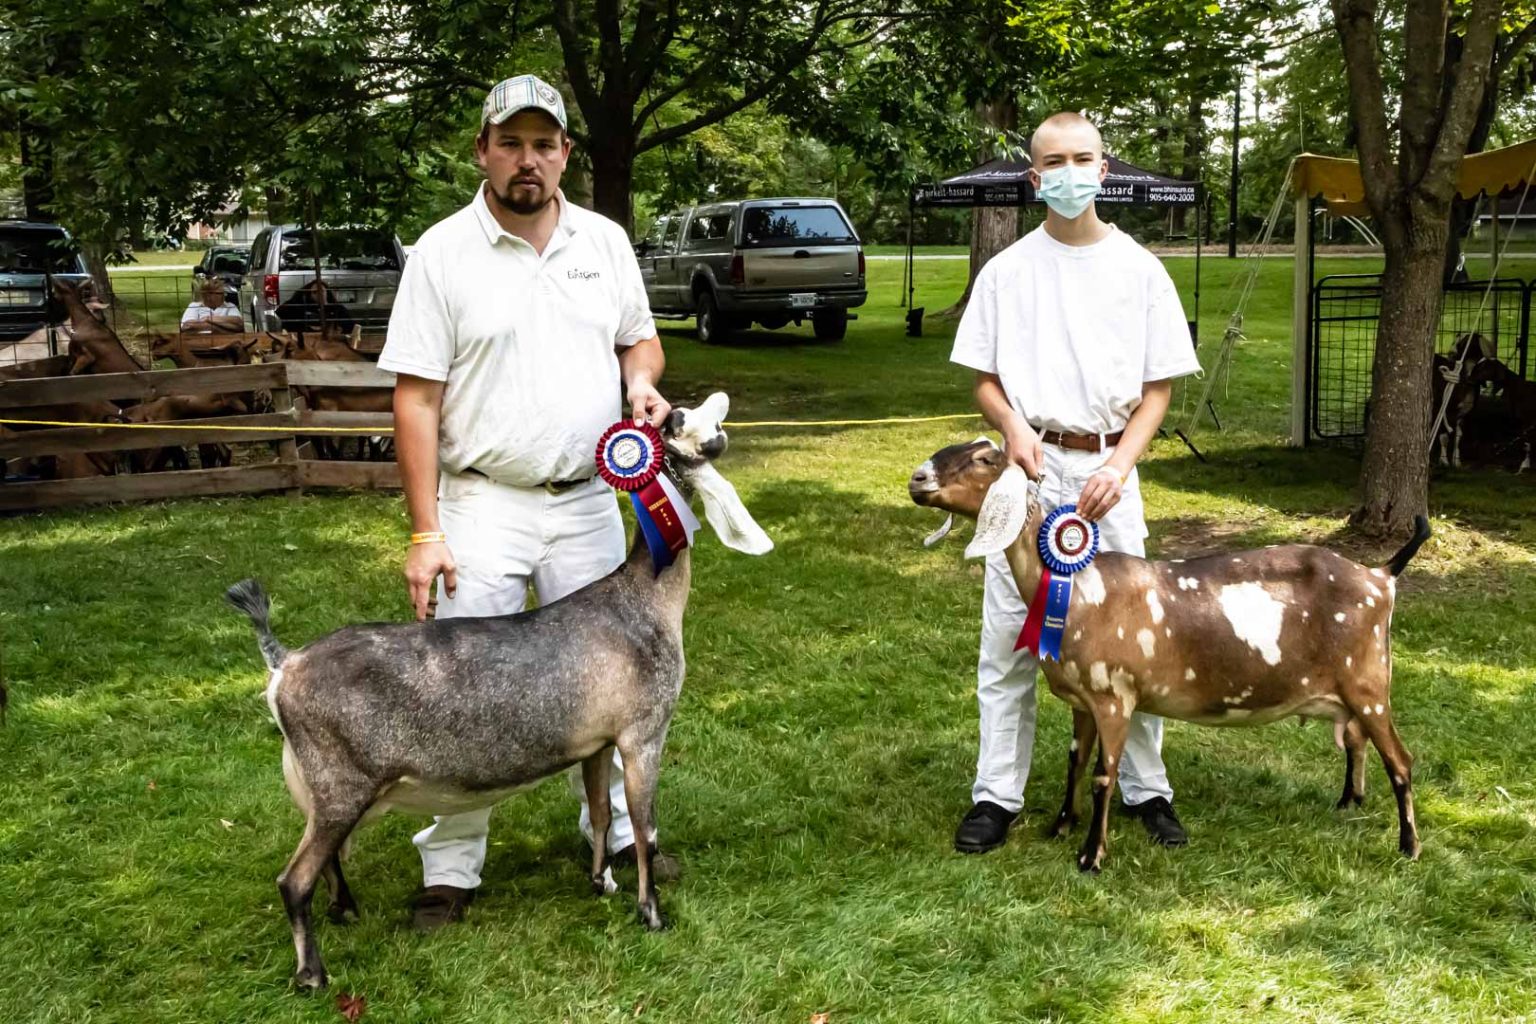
top-left (611, 843), bottom-right (682, 883)
top-left (411, 884), bottom-right (475, 932)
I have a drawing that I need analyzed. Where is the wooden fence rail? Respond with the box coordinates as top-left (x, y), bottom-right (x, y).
top-left (0, 360), bottom-right (400, 512)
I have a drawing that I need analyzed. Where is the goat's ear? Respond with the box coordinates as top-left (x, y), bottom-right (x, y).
top-left (662, 408), bottom-right (687, 438)
top-left (964, 464), bottom-right (1032, 559)
top-left (691, 462), bottom-right (773, 555)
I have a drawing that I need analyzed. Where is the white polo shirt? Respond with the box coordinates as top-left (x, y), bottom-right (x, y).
top-left (951, 225), bottom-right (1201, 435)
top-left (181, 301), bottom-right (241, 326)
top-left (379, 186), bottom-right (657, 486)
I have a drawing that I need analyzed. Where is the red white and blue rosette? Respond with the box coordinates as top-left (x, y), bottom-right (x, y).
top-left (594, 420), bottom-right (699, 574)
top-left (1015, 505), bottom-right (1099, 661)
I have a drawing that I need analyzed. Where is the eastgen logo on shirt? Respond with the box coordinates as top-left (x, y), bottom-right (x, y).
top-left (567, 269), bottom-right (601, 281)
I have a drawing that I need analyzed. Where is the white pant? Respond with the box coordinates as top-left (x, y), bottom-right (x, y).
top-left (413, 472), bottom-right (635, 889)
top-left (973, 443), bottom-right (1173, 813)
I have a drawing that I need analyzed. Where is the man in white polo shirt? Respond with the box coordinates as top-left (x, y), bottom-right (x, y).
top-left (379, 73), bottom-right (674, 930)
top-left (949, 111), bottom-right (1203, 855)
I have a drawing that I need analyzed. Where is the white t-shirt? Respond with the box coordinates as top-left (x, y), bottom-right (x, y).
top-left (951, 225), bottom-right (1201, 435)
top-left (181, 301), bottom-right (241, 326)
top-left (379, 187), bottom-right (657, 486)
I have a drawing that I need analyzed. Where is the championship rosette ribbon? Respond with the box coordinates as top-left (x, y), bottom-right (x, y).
top-left (595, 420), bottom-right (700, 574)
top-left (1015, 505), bottom-right (1100, 661)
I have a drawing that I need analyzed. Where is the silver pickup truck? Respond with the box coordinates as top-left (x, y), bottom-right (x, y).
top-left (635, 198), bottom-right (866, 342)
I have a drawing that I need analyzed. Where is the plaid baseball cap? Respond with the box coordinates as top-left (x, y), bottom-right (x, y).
top-left (482, 74), bottom-right (567, 131)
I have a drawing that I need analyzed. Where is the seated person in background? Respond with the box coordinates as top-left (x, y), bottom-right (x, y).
top-left (274, 278), bottom-right (356, 335)
top-left (182, 277), bottom-right (244, 332)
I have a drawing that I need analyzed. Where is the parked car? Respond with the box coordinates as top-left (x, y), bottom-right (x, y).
top-left (0, 221), bottom-right (93, 341)
top-left (191, 243), bottom-right (251, 303)
top-left (239, 225), bottom-right (405, 333)
top-left (635, 198), bottom-right (866, 342)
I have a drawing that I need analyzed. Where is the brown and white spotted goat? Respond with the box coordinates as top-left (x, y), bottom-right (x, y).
top-left (910, 439), bottom-right (1430, 872)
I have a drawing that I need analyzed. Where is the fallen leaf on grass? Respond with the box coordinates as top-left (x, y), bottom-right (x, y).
top-left (811, 1014), bottom-right (830, 1024)
top-left (284, 543), bottom-right (299, 552)
top-left (146, 780), bottom-right (157, 791)
top-left (335, 992), bottom-right (366, 1021)
top-left (219, 819), bottom-right (235, 829)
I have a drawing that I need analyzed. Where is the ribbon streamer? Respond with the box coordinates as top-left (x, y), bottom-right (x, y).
top-left (1015, 505), bottom-right (1099, 661)
top-left (594, 420), bottom-right (695, 574)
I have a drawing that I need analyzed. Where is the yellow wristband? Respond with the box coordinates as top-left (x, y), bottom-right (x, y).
top-left (410, 531), bottom-right (447, 545)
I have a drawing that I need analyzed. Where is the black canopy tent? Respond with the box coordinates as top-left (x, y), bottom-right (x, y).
top-left (904, 153), bottom-right (1206, 328)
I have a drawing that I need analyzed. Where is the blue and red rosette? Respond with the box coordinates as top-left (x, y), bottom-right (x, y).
top-left (595, 421), bottom-right (699, 574)
top-left (1015, 505), bottom-right (1099, 660)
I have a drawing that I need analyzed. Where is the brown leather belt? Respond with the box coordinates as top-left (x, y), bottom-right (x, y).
top-left (464, 467), bottom-right (591, 494)
top-left (1035, 428), bottom-right (1124, 453)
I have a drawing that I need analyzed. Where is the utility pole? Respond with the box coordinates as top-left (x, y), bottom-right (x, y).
top-left (1228, 67), bottom-right (1241, 258)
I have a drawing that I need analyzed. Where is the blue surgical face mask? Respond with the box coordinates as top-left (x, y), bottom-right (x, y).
top-left (1035, 163), bottom-right (1102, 219)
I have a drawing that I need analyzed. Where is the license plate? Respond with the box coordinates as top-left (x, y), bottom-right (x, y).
top-left (790, 293), bottom-right (816, 308)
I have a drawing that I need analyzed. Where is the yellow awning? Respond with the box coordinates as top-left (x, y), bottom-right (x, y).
top-left (1292, 139), bottom-right (1536, 217)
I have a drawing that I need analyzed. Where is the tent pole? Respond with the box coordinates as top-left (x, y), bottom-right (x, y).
top-left (897, 190), bottom-right (909, 307)
top-left (1194, 198), bottom-right (1203, 330)
top-left (1290, 193), bottom-right (1310, 447)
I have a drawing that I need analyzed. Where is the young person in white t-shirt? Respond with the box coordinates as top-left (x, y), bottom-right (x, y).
top-left (180, 277), bottom-right (243, 332)
top-left (378, 74), bottom-right (674, 931)
top-left (949, 112), bottom-right (1204, 855)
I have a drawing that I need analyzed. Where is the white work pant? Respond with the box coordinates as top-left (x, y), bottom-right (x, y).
top-left (413, 473), bottom-right (635, 889)
top-left (974, 443), bottom-right (1174, 813)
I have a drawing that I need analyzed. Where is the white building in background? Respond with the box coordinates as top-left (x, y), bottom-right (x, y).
top-left (187, 202), bottom-right (271, 244)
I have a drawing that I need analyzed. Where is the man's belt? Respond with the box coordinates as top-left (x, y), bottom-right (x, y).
top-left (463, 467), bottom-right (592, 494)
top-left (1034, 427), bottom-right (1124, 453)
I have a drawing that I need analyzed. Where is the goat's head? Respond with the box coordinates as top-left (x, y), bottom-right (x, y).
top-left (910, 438), bottom-right (1037, 558)
top-left (657, 392), bottom-right (772, 555)
top-left (150, 333), bottom-right (178, 359)
top-left (1452, 332), bottom-right (1492, 363)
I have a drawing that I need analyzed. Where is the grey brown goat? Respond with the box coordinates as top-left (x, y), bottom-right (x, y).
top-left (911, 439), bottom-right (1429, 873)
top-left (228, 393), bottom-right (771, 990)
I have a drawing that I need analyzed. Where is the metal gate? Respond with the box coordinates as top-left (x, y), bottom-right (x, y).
top-left (1308, 274), bottom-right (1531, 443)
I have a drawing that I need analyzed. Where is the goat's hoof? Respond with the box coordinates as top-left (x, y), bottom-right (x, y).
top-left (1335, 795), bottom-right (1364, 811)
top-left (292, 966), bottom-right (328, 991)
top-left (1076, 850), bottom-right (1104, 874)
top-left (591, 867), bottom-right (618, 897)
top-left (1045, 815), bottom-right (1077, 838)
top-left (637, 903), bottom-right (669, 931)
top-left (1401, 838), bottom-right (1422, 860)
top-left (326, 903), bottom-right (359, 925)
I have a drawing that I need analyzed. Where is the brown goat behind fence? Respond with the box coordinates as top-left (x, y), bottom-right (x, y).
top-left (0, 360), bottom-right (399, 512)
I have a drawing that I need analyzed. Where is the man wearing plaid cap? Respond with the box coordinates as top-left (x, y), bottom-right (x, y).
top-left (380, 73), bottom-right (675, 931)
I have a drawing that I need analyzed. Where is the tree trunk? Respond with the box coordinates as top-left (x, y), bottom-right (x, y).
top-left (79, 241), bottom-right (115, 303)
top-left (588, 135), bottom-right (637, 233)
top-left (939, 94), bottom-right (1019, 319)
top-left (1354, 224), bottom-right (1444, 536)
top-left (1172, 95), bottom-right (1204, 237)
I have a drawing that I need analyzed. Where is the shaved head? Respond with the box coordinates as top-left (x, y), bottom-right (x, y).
top-left (1030, 112), bottom-right (1104, 168)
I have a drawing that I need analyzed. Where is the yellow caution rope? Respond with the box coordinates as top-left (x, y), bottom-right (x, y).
top-left (1, 412), bottom-right (986, 435)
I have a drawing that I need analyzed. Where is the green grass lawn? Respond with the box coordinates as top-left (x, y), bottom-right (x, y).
top-left (3, 249), bottom-right (1536, 1023)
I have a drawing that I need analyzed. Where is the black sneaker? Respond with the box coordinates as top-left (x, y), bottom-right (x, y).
top-left (953, 801), bottom-right (1020, 854)
top-left (1122, 796), bottom-right (1189, 847)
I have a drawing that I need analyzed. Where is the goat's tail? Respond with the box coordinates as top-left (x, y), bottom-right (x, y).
top-left (1385, 515), bottom-right (1432, 577)
top-left (225, 579), bottom-right (289, 670)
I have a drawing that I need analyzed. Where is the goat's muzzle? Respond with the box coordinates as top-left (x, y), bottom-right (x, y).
top-left (908, 461), bottom-right (940, 504)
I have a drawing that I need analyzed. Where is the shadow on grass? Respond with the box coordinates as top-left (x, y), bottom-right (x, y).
top-left (6, 482), bottom-right (1536, 1017)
